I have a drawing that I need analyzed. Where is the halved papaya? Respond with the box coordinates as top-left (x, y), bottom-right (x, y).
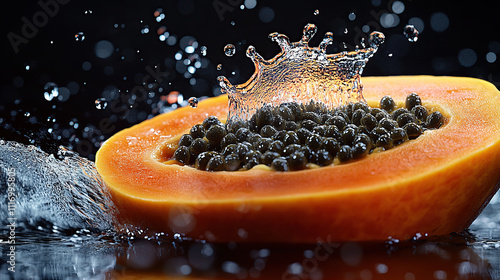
top-left (95, 76), bottom-right (500, 243)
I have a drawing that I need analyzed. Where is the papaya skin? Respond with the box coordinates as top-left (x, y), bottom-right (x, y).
top-left (95, 76), bottom-right (500, 243)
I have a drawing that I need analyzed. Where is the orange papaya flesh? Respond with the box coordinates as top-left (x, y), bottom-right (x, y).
top-left (95, 76), bottom-right (500, 243)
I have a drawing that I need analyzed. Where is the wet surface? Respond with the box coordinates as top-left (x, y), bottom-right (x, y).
top-left (1, 202), bottom-right (500, 279)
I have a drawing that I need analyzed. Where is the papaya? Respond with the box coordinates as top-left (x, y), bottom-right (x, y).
top-left (95, 76), bottom-right (500, 243)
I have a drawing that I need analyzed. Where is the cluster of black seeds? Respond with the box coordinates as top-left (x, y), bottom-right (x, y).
top-left (173, 93), bottom-right (444, 172)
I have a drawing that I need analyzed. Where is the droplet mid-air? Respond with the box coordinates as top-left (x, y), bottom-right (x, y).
top-left (95, 98), bottom-right (108, 109)
top-left (224, 44), bottom-right (236, 57)
top-left (74, 32), bottom-right (85, 42)
top-left (200, 46), bottom-right (207, 56)
top-left (44, 82), bottom-right (59, 101)
top-left (188, 97), bottom-right (198, 108)
top-left (403, 24), bottom-right (419, 42)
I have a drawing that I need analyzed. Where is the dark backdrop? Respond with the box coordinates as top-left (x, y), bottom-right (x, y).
top-left (1, 0), bottom-right (498, 159)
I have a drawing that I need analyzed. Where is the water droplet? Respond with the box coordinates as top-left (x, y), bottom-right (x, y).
top-left (200, 46), bottom-right (207, 56)
top-left (348, 12), bottom-right (356, 21)
top-left (230, 21), bottom-right (235, 26)
top-left (141, 25), bottom-right (150, 34)
top-left (188, 97), bottom-right (198, 108)
top-left (74, 32), bottom-right (85, 41)
top-left (403, 24), bottom-right (419, 42)
top-left (43, 82), bottom-right (59, 101)
top-left (369, 31), bottom-right (385, 48)
top-left (224, 44), bottom-right (236, 57)
top-left (154, 8), bottom-right (165, 22)
top-left (95, 98), bottom-right (108, 109)
top-left (313, 9), bottom-right (319, 16)
top-left (217, 64), bottom-right (222, 70)
top-left (344, 27), bottom-right (348, 34)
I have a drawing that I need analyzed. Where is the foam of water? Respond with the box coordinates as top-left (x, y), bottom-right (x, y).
top-left (0, 140), bottom-right (116, 233)
top-left (219, 23), bottom-right (385, 122)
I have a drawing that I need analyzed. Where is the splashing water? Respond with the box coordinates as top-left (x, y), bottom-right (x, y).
top-left (403, 24), bottom-right (419, 42)
top-left (0, 140), bottom-right (116, 232)
top-left (218, 23), bottom-right (385, 122)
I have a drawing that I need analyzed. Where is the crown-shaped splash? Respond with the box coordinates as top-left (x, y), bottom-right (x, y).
top-left (218, 23), bottom-right (385, 122)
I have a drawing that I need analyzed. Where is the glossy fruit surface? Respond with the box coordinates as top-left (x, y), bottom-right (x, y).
top-left (95, 76), bottom-right (500, 242)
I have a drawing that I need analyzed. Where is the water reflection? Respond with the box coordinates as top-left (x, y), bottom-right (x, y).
top-left (1, 230), bottom-right (497, 279)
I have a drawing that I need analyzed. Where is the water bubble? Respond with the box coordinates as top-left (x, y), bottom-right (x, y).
top-left (154, 8), bottom-right (165, 22)
top-left (141, 25), bottom-right (150, 34)
top-left (258, 7), bottom-right (275, 23)
top-left (217, 64), bottom-right (222, 70)
top-left (95, 98), bottom-right (108, 109)
top-left (74, 32), bottom-right (85, 42)
top-left (391, 1), bottom-right (405, 14)
top-left (95, 40), bottom-right (114, 59)
top-left (486, 52), bottom-right (497, 63)
top-left (188, 97), bottom-right (198, 108)
top-left (244, 0), bottom-right (257, 9)
top-left (348, 12), bottom-right (356, 21)
top-left (403, 25), bottom-right (419, 42)
top-left (43, 82), bottom-right (59, 101)
top-left (224, 44), bottom-right (236, 57)
top-left (314, 9), bottom-right (319, 16)
top-left (200, 46), bottom-right (207, 56)
top-left (430, 12), bottom-right (449, 32)
top-left (458, 48), bottom-right (477, 67)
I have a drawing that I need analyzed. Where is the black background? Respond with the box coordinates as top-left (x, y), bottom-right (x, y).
top-left (1, 0), bottom-right (498, 159)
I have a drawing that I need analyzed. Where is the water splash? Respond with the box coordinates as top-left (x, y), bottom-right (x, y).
top-left (218, 23), bottom-right (385, 122)
top-left (0, 141), bottom-right (116, 232)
